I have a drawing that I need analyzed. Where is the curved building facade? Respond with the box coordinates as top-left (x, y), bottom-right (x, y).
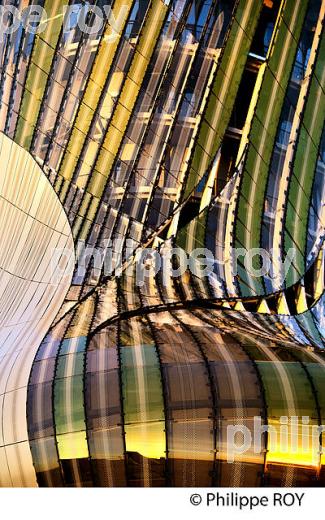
top-left (0, 0), bottom-right (324, 486)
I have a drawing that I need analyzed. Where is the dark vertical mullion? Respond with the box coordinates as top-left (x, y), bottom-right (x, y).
top-left (115, 275), bottom-right (130, 485)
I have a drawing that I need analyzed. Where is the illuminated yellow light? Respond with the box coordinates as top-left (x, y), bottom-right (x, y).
top-left (266, 450), bottom-right (319, 468)
top-left (277, 293), bottom-right (290, 315)
top-left (57, 431), bottom-right (88, 460)
top-left (257, 299), bottom-right (270, 314)
top-left (296, 285), bottom-right (308, 314)
top-left (266, 419), bottom-right (320, 469)
top-left (234, 300), bottom-right (246, 311)
top-left (314, 248), bottom-right (324, 300)
top-left (125, 422), bottom-right (165, 460)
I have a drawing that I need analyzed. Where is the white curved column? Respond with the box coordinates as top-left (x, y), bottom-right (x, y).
top-left (0, 133), bottom-right (74, 486)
